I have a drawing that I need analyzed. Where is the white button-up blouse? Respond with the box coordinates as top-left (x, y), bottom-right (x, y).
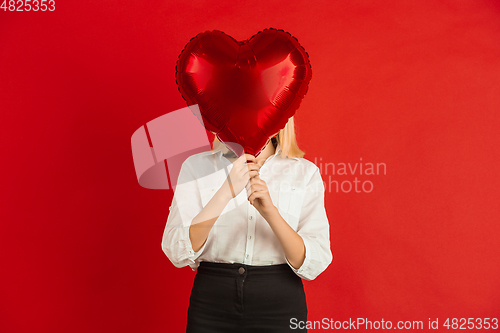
top-left (161, 146), bottom-right (333, 281)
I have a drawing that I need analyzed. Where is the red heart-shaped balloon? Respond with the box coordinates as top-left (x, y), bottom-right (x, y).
top-left (175, 28), bottom-right (312, 157)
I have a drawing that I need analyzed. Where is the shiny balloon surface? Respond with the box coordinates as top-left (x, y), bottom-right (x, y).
top-left (176, 28), bottom-right (312, 157)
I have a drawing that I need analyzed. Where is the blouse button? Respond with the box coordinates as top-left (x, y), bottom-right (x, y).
top-left (248, 235), bottom-right (252, 240)
top-left (249, 215), bottom-right (253, 220)
top-left (292, 186), bottom-right (296, 191)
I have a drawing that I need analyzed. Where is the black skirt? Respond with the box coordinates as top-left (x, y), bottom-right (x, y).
top-left (186, 261), bottom-right (308, 333)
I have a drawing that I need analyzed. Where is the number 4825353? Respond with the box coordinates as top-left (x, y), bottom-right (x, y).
top-left (1, 0), bottom-right (55, 11)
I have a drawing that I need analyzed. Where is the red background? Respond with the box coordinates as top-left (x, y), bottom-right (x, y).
top-left (1, 1), bottom-right (499, 332)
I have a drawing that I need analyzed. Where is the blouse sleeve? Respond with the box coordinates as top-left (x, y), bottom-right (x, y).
top-left (285, 166), bottom-right (333, 280)
top-left (161, 158), bottom-right (209, 269)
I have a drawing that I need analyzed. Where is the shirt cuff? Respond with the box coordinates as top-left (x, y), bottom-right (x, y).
top-left (285, 236), bottom-right (316, 281)
top-left (178, 225), bottom-right (208, 263)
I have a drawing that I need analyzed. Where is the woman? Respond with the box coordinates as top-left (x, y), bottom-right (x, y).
top-left (161, 116), bottom-right (332, 332)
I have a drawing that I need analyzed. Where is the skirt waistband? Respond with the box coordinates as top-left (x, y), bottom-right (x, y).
top-left (197, 261), bottom-right (293, 276)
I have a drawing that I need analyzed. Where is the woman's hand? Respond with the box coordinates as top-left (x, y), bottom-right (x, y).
top-left (246, 174), bottom-right (277, 218)
top-left (221, 153), bottom-right (260, 199)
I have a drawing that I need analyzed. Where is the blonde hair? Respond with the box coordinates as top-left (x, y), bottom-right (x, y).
top-left (212, 116), bottom-right (305, 159)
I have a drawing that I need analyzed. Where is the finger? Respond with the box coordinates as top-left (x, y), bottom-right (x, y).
top-left (238, 163), bottom-right (251, 173)
top-left (247, 163), bottom-right (261, 172)
top-left (248, 170), bottom-right (260, 179)
top-left (247, 190), bottom-right (265, 205)
top-left (236, 158), bottom-right (254, 172)
top-left (249, 177), bottom-right (265, 186)
top-left (247, 191), bottom-right (255, 203)
top-left (249, 184), bottom-right (266, 194)
top-left (244, 154), bottom-right (257, 164)
top-left (235, 153), bottom-right (247, 166)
